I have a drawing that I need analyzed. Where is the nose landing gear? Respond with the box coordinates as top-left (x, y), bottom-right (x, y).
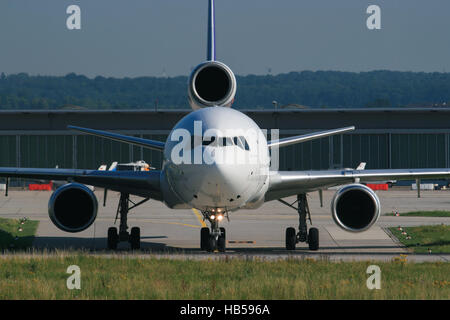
top-left (280, 193), bottom-right (319, 251)
top-left (200, 211), bottom-right (226, 252)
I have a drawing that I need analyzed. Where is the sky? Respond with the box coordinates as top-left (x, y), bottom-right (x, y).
top-left (0, 0), bottom-right (449, 78)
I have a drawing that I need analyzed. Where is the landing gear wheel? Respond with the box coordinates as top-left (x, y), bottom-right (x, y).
top-left (308, 227), bottom-right (319, 251)
top-left (130, 227), bottom-right (141, 250)
top-left (285, 227), bottom-right (297, 250)
top-left (200, 227), bottom-right (210, 251)
top-left (107, 227), bottom-right (118, 250)
top-left (217, 227), bottom-right (226, 252)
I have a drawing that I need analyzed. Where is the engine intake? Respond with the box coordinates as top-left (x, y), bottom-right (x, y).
top-left (331, 184), bottom-right (380, 232)
top-left (48, 183), bottom-right (98, 233)
top-left (188, 61), bottom-right (236, 110)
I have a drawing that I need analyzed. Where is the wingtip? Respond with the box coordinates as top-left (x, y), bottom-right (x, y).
top-left (346, 126), bottom-right (356, 131)
top-left (67, 125), bottom-right (82, 130)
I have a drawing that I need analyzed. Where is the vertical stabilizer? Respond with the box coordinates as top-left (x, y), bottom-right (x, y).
top-left (207, 0), bottom-right (216, 61)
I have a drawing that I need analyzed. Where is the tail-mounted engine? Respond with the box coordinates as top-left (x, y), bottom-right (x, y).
top-left (48, 183), bottom-right (98, 233)
top-left (188, 61), bottom-right (237, 110)
top-left (331, 184), bottom-right (381, 232)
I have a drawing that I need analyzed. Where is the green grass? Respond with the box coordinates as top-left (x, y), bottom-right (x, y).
top-left (0, 255), bottom-right (448, 299)
top-left (0, 217), bottom-right (39, 251)
top-left (0, 217), bottom-right (447, 299)
top-left (386, 211), bottom-right (450, 217)
top-left (389, 225), bottom-right (450, 253)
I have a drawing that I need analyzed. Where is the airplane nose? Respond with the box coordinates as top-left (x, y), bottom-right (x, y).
top-left (172, 160), bottom-right (253, 208)
top-left (199, 162), bottom-right (246, 203)
top-left (167, 144), bottom-right (261, 208)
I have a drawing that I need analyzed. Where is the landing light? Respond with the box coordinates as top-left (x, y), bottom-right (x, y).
top-left (209, 214), bottom-right (224, 221)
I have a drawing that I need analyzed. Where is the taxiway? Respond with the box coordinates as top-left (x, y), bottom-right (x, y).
top-left (0, 189), bottom-right (449, 262)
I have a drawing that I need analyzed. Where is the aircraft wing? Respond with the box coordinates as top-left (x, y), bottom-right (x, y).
top-left (0, 168), bottom-right (162, 200)
top-left (68, 126), bottom-right (165, 151)
top-left (266, 168), bottom-right (450, 201)
top-left (267, 126), bottom-right (355, 149)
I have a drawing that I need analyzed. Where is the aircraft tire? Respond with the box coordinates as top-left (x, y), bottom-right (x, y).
top-left (200, 227), bottom-right (210, 251)
top-left (130, 227), bottom-right (141, 250)
top-left (308, 227), bottom-right (319, 251)
top-left (218, 227), bottom-right (226, 252)
top-left (107, 227), bottom-right (118, 250)
top-left (285, 227), bottom-right (296, 250)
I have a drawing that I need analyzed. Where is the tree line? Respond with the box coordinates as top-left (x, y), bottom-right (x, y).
top-left (1, 70), bottom-right (449, 110)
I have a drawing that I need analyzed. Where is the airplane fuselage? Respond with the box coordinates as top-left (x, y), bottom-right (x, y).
top-left (162, 107), bottom-right (270, 212)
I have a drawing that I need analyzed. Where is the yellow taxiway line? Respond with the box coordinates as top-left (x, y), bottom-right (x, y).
top-left (192, 208), bottom-right (207, 228)
top-left (165, 221), bottom-right (203, 229)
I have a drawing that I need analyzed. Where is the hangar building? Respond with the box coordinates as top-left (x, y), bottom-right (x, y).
top-left (0, 108), bottom-right (449, 174)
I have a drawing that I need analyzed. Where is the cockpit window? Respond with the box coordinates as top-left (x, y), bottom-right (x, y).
top-left (202, 136), bottom-right (216, 146)
top-left (220, 137), bottom-right (234, 147)
top-left (195, 135), bottom-right (250, 150)
top-left (238, 136), bottom-right (250, 151)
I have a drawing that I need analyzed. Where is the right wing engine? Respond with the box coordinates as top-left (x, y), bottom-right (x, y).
top-left (48, 183), bottom-right (98, 233)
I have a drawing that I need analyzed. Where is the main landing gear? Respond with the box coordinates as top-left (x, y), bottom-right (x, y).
top-left (280, 193), bottom-right (319, 251)
top-left (107, 193), bottom-right (150, 250)
top-left (200, 211), bottom-right (226, 252)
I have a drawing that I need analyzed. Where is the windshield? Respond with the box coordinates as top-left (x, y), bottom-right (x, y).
top-left (202, 135), bottom-right (250, 150)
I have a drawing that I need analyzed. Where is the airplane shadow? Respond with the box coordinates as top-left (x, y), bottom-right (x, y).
top-left (30, 236), bottom-right (176, 253)
top-left (204, 246), bottom-right (409, 256)
top-left (17, 235), bottom-right (418, 256)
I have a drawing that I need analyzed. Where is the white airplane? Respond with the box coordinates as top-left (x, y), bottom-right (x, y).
top-left (2, 0), bottom-right (450, 252)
